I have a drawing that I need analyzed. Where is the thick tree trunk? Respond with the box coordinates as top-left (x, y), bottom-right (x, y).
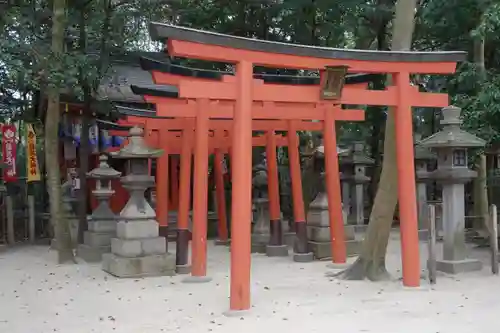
top-left (473, 155), bottom-right (490, 237)
top-left (338, 0), bottom-right (418, 281)
top-left (471, 34), bottom-right (488, 237)
top-left (46, 0), bottom-right (74, 263)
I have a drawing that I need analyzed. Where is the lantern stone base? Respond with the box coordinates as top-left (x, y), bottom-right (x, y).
top-left (307, 225), bottom-right (355, 242)
top-left (418, 229), bottom-right (429, 241)
top-left (77, 244), bottom-right (110, 263)
top-left (251, 234), bottom-right (269, 254)
top-left (102, 252), bottom-right (176, 278)
top-left (308, 239), bottom-right (362, 260)
top-left (354, 225), bottom-right (368, 233)
top-left (265, 244), bottom-right (289, 257)
top-left (76, 219), bottom-right (117, 262)
top-left (284, 232), bottom-right (295, 248)
top-left (84, 231), bottom-right (114, 248)
top-left (436, 258), bottom-right (482, 274)
top-left (293, 252), bottom-right (314, 263)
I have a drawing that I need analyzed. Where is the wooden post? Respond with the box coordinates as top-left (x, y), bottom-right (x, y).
top-left (266, 131), bottom-right (284, 250)
top-left (229, 61), bottom-right (253, 312)
top-left (490, 204), bottom-right (498, 275)
top-left (393, 72), bottom-right (420, 287)
top-left (156, 130), bottom-right (169, 244)
top-left (176, 129), bottom-right (193, 274)
top-left (214, 149), bottom-right (229, 244)
top-left (427, 204), bottom-right (437, 284)
top-left (171, 157), bottom-right (180, 209)
top-left (323, 106), bottom-right (346, 263)
top-left (6, 195), bottom-right (14, 245)
top-left (287, 121), bottom-right (312, 262)
top-left (188, 99), bottom-right (210, 281)
top-left (28, 194), bottom-right (36, 243)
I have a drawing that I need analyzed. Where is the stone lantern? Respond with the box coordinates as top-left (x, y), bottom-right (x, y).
top-left (414, 133), bottom-right (436, 240)
top-left (51, 169), bottom-right (79, 249)
top-left (102, 126), bottom-right (175, 277)
top-left (251, 160), bottom-right (270, 253)
top-left (418, 106), bottom-right (486, 274)
top-left (307, 143), bottom-right (360, 259)
top-left (77, 155), bottom-right (121, 262)
top-left (340, 142), bottom-right (374, 229)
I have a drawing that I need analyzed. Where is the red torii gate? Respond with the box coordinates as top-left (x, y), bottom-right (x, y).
top-left (146, 23), bottom-right (464, 313)
top-left (110, 115), bottom-right (307, 268)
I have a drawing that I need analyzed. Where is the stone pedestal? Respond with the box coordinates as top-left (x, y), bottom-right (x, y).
top-left (78, 155), bottom-right (121, 262)
top-left (436, 184), bottom-right (482, 273)
top-left (251, 198), bottom-right (270, 253)
top-left (102, 218), bottom-right (176, 277)
top-left (102, 126), bottom-right (175, 278)
top-left (307, 191), bottom-right (360, 260)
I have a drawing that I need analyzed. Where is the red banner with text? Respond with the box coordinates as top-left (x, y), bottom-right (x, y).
top-left (2, 125), bottom-right (17, 182)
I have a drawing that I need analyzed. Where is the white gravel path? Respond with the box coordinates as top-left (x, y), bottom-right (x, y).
top-left (0, 233), bottom-right (498, 333)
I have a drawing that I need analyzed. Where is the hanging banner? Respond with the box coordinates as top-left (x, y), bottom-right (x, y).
top-left (72, 117), bottom-right (82, 144)
top-left (26, 124), bottom-right (41, 182)
top-left (101, 129), bottom-right (112, 149)
top-left (89, 121), bottom-right (99, 154)
top-left (2, 124), bottom-right (17, 182)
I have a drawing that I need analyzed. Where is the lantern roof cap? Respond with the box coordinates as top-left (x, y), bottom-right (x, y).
top-left (313, 143), bottom-right (349, 158)
top-left (339, 141), bottom-right (375, 165)
top-left (417, 106), bottom-right (486, 149)
top-left (110, 126), bottom-right (163, 159)
top-left (87, 155), bottom-right (121, 179)
top-left (414, 133), bottom-right (436, 160)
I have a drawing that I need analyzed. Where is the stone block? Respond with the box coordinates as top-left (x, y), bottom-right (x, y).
top-left (436, 259), bottom-right (483, 274)
top-left (418, 229), bottom-right (429, 241)
top-left (111, 237), bottom-right (166, 258)
top-left (77, 244), bottom-right (110, 262)
top-left (344, 225), bottom-right (356, 240)
top-left (293, 252), bottom-right (314, 263)
top-left (88, 220), bottom-right (116, 233)
top-left (306, 210), bottom-right (330, 227)
top-left (308, 239), bottom-right (362, 260)
top-left (308, 225), bottom-right (355, 243)
top-left (102, 252), bottom-right (176, 278)
top-left (266, 244), bottom-right (289, 257)
top-left (251, 243), bottom-right (267, 254)
top-left (284, 232), bottom-right (295, 248)
top-left (111, 238), bottom-right (141, 257)
top-left (354, 225), bottom-right (368, 233)
top-left (84, 231), bottom-right (113, 247)
top-left (141, 237), bottom-right (167, 255)
top-left (307, 226), bottom-right (330, 242)
top-left (116, 220), bottom-right (159, 239)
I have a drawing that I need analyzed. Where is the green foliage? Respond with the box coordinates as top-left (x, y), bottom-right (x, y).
top-left (2, 0), bottom-right (500, 148)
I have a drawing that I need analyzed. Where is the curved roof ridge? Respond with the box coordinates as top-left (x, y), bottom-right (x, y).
top-left (150, 23), bottom-right (466, 63)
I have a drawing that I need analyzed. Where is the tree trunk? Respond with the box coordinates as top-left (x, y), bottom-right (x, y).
top-left (473, 155), bottom-right (490, 237)
top-left (471, 32), bottom-right (488, 236)
top-left (46, 0), bottom-right (74, 263)
top-left (338, 0), bottom-right (419, 281)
